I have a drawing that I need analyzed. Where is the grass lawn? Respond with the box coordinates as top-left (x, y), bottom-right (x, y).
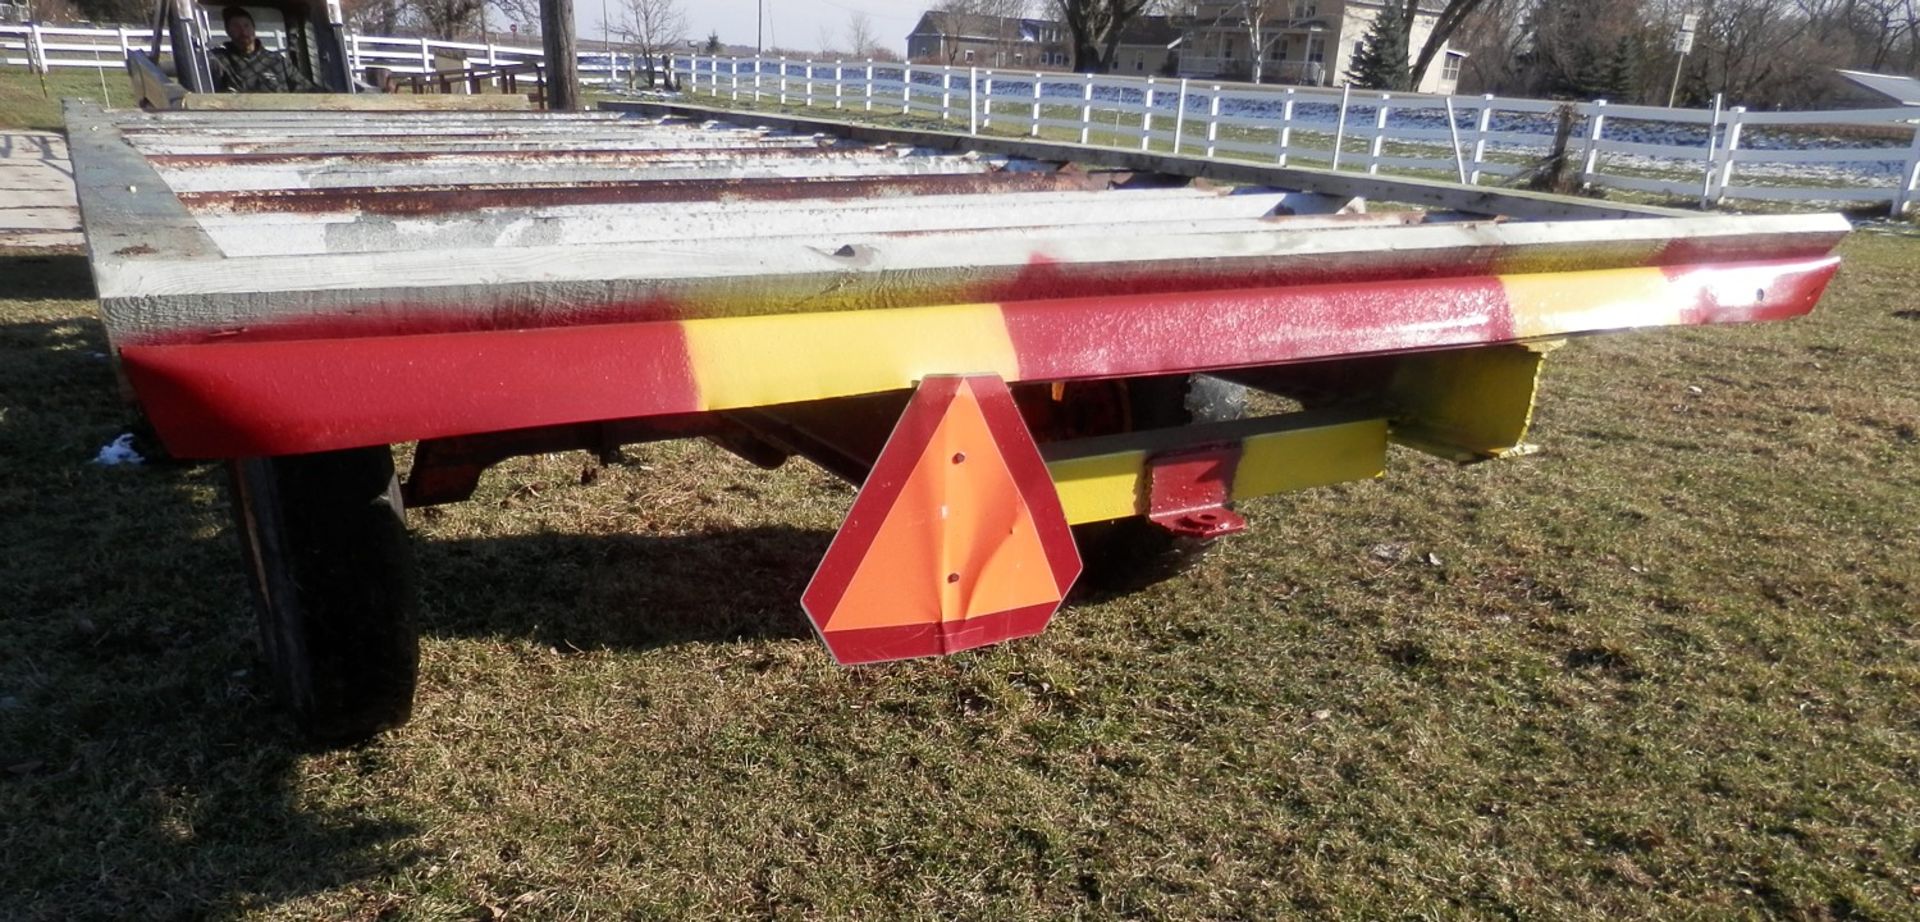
top-left (0, 76), bottom-right (1916, 915)
top-left (0, 67), bottom-right (124, 132)
top-left (1, 221), bottom-right (1917, 917)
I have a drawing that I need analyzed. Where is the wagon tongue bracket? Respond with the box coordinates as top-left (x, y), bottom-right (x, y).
top-left (1144, 444), bottom-right (1247, 539)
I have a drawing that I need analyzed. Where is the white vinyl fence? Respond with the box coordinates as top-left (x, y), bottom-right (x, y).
top-left (670, 55), bottom-right (1920, 216)
top-left (6, 22), bottom-right (1916, 215)
top-left (0, 22), bottom-right (652, 87)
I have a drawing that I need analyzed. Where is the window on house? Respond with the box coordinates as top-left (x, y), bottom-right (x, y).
top-left (1441, 54), bottom-right (1462, 81)
top-left (1294, 2), bottom-right (1316, 17)
top-left (1136, 58), bottom-right (1145, 70)
top-left (965, 50), bottom-right (975, 62)
top-left (1307, 37), bottom-right (1324, 62)
top-left (1353, 41), bottom-right (1363, 60)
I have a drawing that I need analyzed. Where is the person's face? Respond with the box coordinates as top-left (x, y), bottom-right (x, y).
top-left (225, 13), bottom-right (256, 49)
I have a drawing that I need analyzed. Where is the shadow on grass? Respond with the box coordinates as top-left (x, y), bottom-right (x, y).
top-left (1, 252), bottom-right (94, 302)
top-left (0, 260), bottom-right (845, 914)
top-left (416, 526), bottom-right (831, 651)
top-left (0, 292), bottom-right (432, 918)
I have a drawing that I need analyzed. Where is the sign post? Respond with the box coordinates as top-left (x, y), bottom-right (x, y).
top-left (1667, 13), bottom-right (1698, 108)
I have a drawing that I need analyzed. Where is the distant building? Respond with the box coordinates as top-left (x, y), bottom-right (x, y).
top-left (905, 12), bottom-right (1070, 69)
top-left (904, 4), bottom-right (1463, 92)
top-left (1114, 16), bottom-right (1184, 77)
top-left (1832, 69), bottom-right (1920, 107)
top-left (1171, 0), bottom-right (1464, 93)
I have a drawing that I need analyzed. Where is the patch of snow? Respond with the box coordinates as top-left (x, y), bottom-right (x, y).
top-left (92, 433), bottom-right (144, 466)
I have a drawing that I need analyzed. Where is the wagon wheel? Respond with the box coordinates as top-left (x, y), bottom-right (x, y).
top-left (227, 446), bottom-right (420, 744)
top-left (1019, 374), bottom-right (1249, 596)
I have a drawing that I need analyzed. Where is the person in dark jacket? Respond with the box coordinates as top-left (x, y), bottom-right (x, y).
top-left (210, 6), bottom-right (318, 92)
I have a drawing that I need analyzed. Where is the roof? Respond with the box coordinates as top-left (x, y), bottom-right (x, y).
top-left (908, 12), bottom-right (1055, 42)
top-left (1834, 69), bottom-right (1920, 106)
top-left (1118, 15), bottom-right (1182, 47)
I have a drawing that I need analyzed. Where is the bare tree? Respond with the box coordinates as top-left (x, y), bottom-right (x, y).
top-left (412, 0), bottom-right (483, 40)
top-left (1409, 0), bottom-right (1501, 89)
top-left (342, 0), bottom-right (406, 35)
top-left (933, 0), bottom-right (1033, 65)
top-left (846, 10), bottom-right (881, 57)
top-left (488, 0), bottom-right (542, 37)
top-left (613, 0), bottom-right (684, 86)
top-left (1052, 0), bottom-right (1153, 71)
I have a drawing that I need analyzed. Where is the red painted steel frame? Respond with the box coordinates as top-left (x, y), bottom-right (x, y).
top-left (117, 257), bottom-right (1839, 460)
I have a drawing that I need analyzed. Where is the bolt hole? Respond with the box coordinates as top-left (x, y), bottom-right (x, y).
top-left (1755, 288), bottom-right (1767, 303)
top-left (1196, 513), bottom-right (1217, 522)
top-left (946, 572), bottom-right (960, 583)
top-left (951, 452), bottom-right (966, 464)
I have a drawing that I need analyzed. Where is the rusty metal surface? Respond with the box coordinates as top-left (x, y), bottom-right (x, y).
top-left (67, 100), bottom-right (1850, 355)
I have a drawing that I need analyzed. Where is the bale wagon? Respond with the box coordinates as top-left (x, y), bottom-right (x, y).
top-left (65, 98), bottom-right (1849, 742)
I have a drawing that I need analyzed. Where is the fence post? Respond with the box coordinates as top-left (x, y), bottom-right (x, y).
top-left (969, 66), bottom-right (980, 134)
top-left (778, 56), bottom-right (788, 104)
top-left (731, 58), bottom-right (740, 101)
top-left (1445, 96), bottom-right (1468, 183)
top-left (28, 22), bottom-right (46, 73)
top-left (1331, 84), bottom-right (1352, 170)
top-left (1206, 85), bottom-right (1222, 158)
top-left (1080, 74), bottom-right (1094, 145)
top-left (835, 62), bottom-right (843, 108)
top-left (941, 66), bottom-right (953, 121)
top-left (1469, 94), bottom-right (1493, 184)
top-left (1274, 87), bottom-right (1295, 165)
top-left (1700, 93), bottom-right (1723, 208)
top-left (1716, 106), bottom-right (1746, 203)
top-left (1893, 123), bottom-right (1920, 217)
top-left (866, 60), bottom-right (875, 111)
top-left (117, 26), bottom-right (131, 62)
top-left (902, 63), bottom-right (912, 114)
top-left (982, 70), bottom-right (994, 129)
top-left (1141, 77), bottom-right (1156, 151)
top-left (1368, 93), bottom-right (1392, 174)
top-left (1174, 78), bottom-right (1189, 154)
top-left (418, 37), bottom-right (431, 74)
top-left (1031, 72), bottom-right (1043, 137)
top-left (754, 57), bottom-right (764, 102)
top-left (1581, 99), bottom-right (1608, 185)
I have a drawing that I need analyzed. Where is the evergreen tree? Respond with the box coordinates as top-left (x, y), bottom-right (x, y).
top-left (704, 31), bottom-right (723, 53)
top-left (1600, 36), bottom-right (1635, 101)
top-left (1345, 0), bottom-right (1412, 90)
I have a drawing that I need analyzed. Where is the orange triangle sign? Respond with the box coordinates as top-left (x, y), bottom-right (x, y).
top-left (801, 375), bottom-right (1081, 665)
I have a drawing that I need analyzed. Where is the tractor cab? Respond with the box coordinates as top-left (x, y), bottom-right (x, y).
top-left (130, 0), bottom-right (356, 107)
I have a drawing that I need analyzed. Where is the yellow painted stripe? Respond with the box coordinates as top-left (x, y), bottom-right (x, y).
top-left (1047, 451), bottom-right (1146, 525)
top-left (1044, 418), bottom-right (1389, 526)
top-left (1232, 419), bottom-right (1389, 503)
top-left (1501, 266), bottom-right (1691, 341)
top-left (682, 303), bottom-right (1021, 411)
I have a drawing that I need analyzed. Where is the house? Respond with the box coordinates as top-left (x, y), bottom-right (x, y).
top-left (1114, 16), bottom-right (1185, 77)
top-left (1171, 0), bottom-right (1466, 93)
top-left (905, 12), bottom-right (1070, 69)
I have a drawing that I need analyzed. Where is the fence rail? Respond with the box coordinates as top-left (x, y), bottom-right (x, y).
top-left (667, 55), bottom-right (1920, 216)
top-left (0, 22), bottom-right (652, 86)
top-left (5, 23), bottom-right (1915, 215)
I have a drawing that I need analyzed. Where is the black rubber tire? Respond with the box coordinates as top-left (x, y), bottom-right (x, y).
top-left (227, 446), bottom-right (420, 745)
top-left (1069, 374), bottom-right (1248, 596)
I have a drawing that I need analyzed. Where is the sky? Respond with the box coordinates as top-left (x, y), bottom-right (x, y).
top-left (572, 0), bottom-right (941, 55)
